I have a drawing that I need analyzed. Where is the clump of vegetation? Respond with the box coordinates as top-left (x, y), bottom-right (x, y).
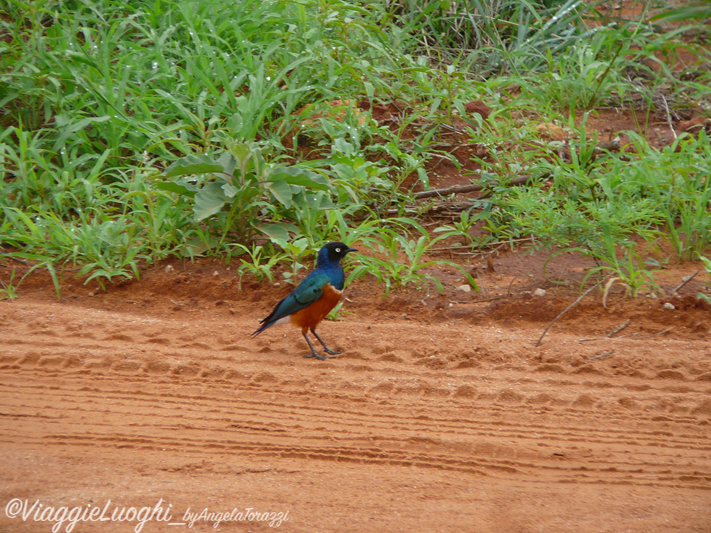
top-left (1, 0), bottom-right (710, 297)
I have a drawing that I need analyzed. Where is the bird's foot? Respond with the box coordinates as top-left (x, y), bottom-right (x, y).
top-left (304, 352), bottom-right (330, 361)
top-left (323, 347), bottom-right (341, 356)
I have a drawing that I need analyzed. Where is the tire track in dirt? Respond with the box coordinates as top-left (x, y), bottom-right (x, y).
top-left (2, 299), bottom-right (710, 505)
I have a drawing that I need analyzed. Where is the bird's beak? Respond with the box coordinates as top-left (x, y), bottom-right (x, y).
top-left (346, 247), bottom-right (358, 254)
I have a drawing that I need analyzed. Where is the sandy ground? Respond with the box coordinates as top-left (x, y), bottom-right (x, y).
top-left (1, 251), bottom-right (710, 533)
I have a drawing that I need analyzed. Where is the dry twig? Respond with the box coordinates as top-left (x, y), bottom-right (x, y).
top-left (589, 350), bottom-right (615, 361)
top-left (630, 327), bottom-right (674, 340)
top-left (607, 318), bottom-right (631, 337)
top-left (535, 281), bottom-right (602, 347)
top-left (671, 269), bottom-right (701, 296)
top-left (413, 175), bottom-right (536, 199)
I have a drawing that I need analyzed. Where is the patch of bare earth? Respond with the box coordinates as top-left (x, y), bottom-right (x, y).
top-left (1, 250), bottom-right (710, 532)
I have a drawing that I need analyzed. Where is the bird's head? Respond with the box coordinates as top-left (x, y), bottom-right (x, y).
top-left (319, 242), bottom-right (357, 265)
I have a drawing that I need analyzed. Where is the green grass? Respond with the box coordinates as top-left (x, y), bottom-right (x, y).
top-left (1, 0), bottom-right (710, 297)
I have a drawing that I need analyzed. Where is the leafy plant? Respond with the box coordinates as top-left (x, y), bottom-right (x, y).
top-left (0, 0), bottom-right (709, 301)
top-left (390, 0), bottom-right (605, 74)
top-left (697, 256), bottom-right (711, 305)
top-left (348, 220), bottom-right (477, 295)
top-left (231, 243), bottom-right (284, 289)
top-left (650, 3), bottom-right (711, 24)
top-left (0, 268), bottom-right (19, 300)
top-left (433, 204), bottom-right (498, 250)
top-left (657, 133), bottom-right (711, 261)
top-left (157, 143), bottom-right (333, 247)
top-left (271, 236), bottom-right (312, 285)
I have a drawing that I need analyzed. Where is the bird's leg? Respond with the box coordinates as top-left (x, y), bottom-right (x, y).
top-left (311, 329), bottom-right (341, 356)
top-left (302, 331), bottom-right (328, 360)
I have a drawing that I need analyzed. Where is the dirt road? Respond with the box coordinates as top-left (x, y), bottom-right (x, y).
top-left (1, 257), bottom-right (710, 532)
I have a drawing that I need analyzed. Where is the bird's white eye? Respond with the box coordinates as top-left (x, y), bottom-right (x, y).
top-left (335, 247), bottom-right (341, 253)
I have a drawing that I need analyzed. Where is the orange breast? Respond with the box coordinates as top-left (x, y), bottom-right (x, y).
top-left (290, 283), bottom-right (343, 332)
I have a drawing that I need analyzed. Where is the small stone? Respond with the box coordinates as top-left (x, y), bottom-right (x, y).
top-left (533, 288), bottom-right (547, 297)
top-left (663, 302), bottom-right (676, 310)
top-left (457, 284), bottom-right (472, 293)
top-left (164, 265), bottom-right (174, 273)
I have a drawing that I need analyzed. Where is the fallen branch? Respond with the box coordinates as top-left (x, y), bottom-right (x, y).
top-left (414, 139), bottom-right (620, 200)
top-left (671, 269), bottom-right (701, 296)
top-left (535, 281), bottom-right (602, 347)
top-left (413, 175), bottom-right (537, 199)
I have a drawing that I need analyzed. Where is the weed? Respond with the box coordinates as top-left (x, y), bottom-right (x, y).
top-left (698, 256), bottom-right (711, 305)
top-left (0, 268), bottom-right (19, 300)
top-left (158, 143), bottom-right (333, 247)
top-left (433, 207), bottom-right (497, 249)
top-left (1, 0), bottom-right (708, 300)
top-left (348, 220), bottom-right (477, 295)
top-left (230, 243), bottom-right (284, 289)
top-left (271, 237), bottom-right (312, 285)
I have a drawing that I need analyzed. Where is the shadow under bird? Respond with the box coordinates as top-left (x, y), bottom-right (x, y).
top-left (251, 242), bottom-right (357, 360)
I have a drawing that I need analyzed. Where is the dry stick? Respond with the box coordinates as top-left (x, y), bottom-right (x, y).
top-left (414, 140), bottom-right (621, 201)
top-left (413, 175), bottom-right (536, 199)
top-left (607, 318), bottom-right (631, 337)
top-left (631, 326), bottom-right (674, 340)
top-left (671, 269), bottom-right (701, 296)
top-left (450, 295), bottom-right (504, 305)
top-left (579, 318), bottom-right (632, 343)
top-left (578, 337), bottom-right (604, 343)
top-left (659, 94), bottom-right (678, 141)
top-left (535, 281), bottom-right (602, 347)
top-left (589, 350), bottom-right (615, 361)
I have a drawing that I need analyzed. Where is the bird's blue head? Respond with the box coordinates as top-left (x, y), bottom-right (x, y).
top-left (316, 242), bottom-right (358, 268)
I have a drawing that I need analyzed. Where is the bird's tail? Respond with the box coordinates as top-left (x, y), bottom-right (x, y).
top-left (251, 318), bottom-right (270, 338)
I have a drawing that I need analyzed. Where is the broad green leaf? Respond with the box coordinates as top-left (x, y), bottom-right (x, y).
top-left (267, 166), bottom-right (331, 191)
top-left (154, 181), bottom-right (198, 197)
top-left (194, 181), bottom-right (229, 221)
top-left (295, 192), bottom-right (336, 210)
top-left (265, 180), bottom-right (293, 208)
top-left (256, 222), bottom-right (297, 243)
top-left (222, 181), bottom-right (239, 198)
top-left (216, 152), bottom-right (237, 176)
top-left (164, 154), bottom-right (223, 178)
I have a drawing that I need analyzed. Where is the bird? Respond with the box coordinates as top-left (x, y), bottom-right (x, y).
top-left (251, 241), bottom-right (357, 360)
